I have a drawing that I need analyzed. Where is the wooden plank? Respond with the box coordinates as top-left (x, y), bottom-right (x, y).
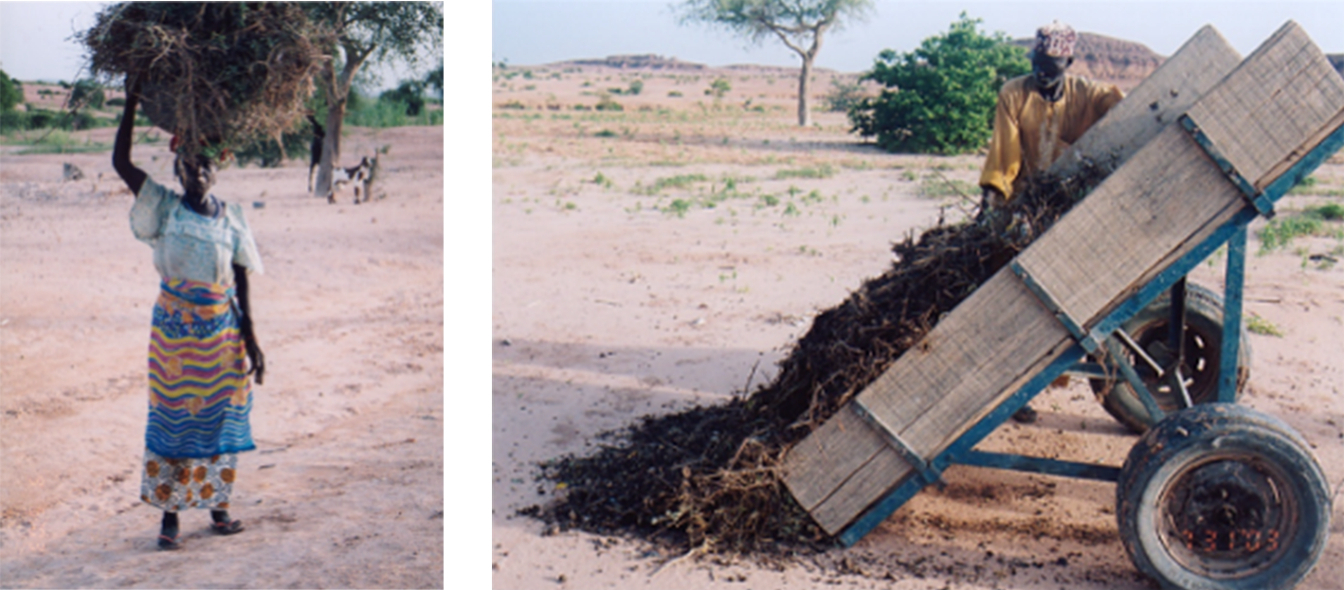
top-left (1050, 25), bottom-right (1241, 180)
top-left (1186, 21), bottom-right (1344, 185)
top-left (781, 21), bottom-right (1344, 540)
top-left (784, 400), bottom-right (892, 513)
top-left (858, 271), bottom-right (1067, 450)
top-left (805, 410), bottom-right (913, 534)
top-left (1016, 125), bottom-right (1245, 324)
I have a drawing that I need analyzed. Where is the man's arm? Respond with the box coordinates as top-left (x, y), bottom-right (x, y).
top-left (979, 80), bottom-right (1024, 202)
top-left (112, 77), bottom-right (146, 195)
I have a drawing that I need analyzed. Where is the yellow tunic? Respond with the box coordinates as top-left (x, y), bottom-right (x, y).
top-left (979, 75), bottom-right (1124, 201)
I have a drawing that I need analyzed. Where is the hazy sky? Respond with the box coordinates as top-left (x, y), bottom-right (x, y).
top-left (492, 0), bottom-right (1344, 71)
top-left (0, 1), bottom-right (443, 91)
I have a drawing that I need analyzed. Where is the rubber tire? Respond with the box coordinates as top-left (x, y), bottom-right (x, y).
top-left (1089, 282), bottom-right (1250, 433)
top-left (1117, 404), bottom-right (1331, 590)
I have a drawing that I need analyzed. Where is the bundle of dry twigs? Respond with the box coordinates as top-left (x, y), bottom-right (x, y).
top-left (82, 2), bottom-right (327, 160)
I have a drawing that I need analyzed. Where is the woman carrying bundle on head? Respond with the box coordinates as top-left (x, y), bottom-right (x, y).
top-left (113, 75), bottom-right (266, 551)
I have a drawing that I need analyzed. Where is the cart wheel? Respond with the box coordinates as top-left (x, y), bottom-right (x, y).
top-left (1089, 282), bottom-right (1250, 433)
top-left (1117, 404), bottom-right (1330, 590)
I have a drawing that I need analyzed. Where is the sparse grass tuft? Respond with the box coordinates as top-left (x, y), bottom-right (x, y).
top-left (918, 176), bottom-right (977, 200)
top-left (635, 173), bottom-right (709, 195)
top-left (775, 164), bottom-right (835, 180)
top-left (1245, 313), bottom-right (1283, 337)
top-left (1257, 205), bottom-right (1344, 252)
top-left (665, 198), bottom-right (692, 217)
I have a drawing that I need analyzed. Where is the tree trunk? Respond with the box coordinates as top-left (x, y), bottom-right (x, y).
top-left (316, 99), bottom-right (345, 198)
top-left (797, 57), bottom-right (813, 127)
top-left (313, 46), bottom-right (371, 198)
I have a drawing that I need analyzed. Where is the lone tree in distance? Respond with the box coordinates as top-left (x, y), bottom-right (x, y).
top-left (676, 0), bottom-right (874, 127)
top-left (306, 2), bottom-right (442, 198)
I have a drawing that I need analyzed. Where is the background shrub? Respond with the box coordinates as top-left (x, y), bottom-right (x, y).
top-left (848, 13), bottom-right (1029, 154)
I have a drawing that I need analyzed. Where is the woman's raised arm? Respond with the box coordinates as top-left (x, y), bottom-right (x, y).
top-left (112, 76), bottom-right (146, 195)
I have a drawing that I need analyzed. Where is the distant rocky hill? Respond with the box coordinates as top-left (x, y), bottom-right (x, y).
top-left (1011, 32), bottom-right (1164, 91)
top-left (555, 54), bottom-right (706, 71)
top-left (549, 42), bottom-right (1343, 88)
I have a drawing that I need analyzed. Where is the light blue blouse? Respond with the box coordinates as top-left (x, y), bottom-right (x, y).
top-left (130, 177), bottom-right (263, 285)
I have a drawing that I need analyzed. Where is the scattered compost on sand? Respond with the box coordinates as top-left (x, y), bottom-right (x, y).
top-left (521, 163), bottom-right (1115, 557)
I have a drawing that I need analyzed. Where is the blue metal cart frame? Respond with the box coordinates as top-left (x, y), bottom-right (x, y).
top-left (837, 116), bottom-right (1344, 548)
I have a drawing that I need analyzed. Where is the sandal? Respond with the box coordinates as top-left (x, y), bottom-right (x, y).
top-left (157, 532), bottom-right (182, 551)
top-left (210, 519), bottom-right (245, 535)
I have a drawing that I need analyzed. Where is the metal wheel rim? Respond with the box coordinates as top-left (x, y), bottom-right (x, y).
top-left (1154, 451), bottom-right (1299, 580)
top-left (1127, 320), bottom-right (1219, 409)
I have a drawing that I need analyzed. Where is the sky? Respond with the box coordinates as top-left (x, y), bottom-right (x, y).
top-left (0, 1), bottom-right (441, 91)
top-left (492, 0), bottom-right (1344, 72)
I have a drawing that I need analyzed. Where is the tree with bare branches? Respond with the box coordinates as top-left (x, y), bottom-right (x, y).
top-left (676, 0), bottom-right (874, 127)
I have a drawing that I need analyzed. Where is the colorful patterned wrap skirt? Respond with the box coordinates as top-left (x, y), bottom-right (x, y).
top-left (141, 279), bottom-right (254, 509)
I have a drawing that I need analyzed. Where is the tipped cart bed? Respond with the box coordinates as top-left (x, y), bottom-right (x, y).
top-left (782, 21), bottom-right (1344, 590)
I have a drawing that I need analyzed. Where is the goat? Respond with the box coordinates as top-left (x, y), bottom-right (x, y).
top-left (328, 156), bottom-right (372, 204)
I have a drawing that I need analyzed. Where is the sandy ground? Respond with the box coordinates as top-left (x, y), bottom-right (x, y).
top-left (0, 125), bottom-right (445, 587)
top-left (491, 65), bottom-right (1344, 588)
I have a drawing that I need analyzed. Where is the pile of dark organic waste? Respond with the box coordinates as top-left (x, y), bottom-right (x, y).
top-left (521, 163), bottom-right (1114, 555)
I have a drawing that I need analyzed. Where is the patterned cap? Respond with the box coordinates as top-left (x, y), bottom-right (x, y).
top-left (1035, 21), bottom-right (1077, 58)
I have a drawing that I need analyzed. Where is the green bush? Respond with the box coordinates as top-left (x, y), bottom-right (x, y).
top-left (848, 13), bottom-right (1029, 154)
top-left (0, 69), bottom-right (22, 112)
top-left (824, 77), bottom-right (865, 113)
top-left (4, 108), bottom-right (101, 132)
top-left (706, 78), bottom-right (731, 98)
top-left (232, 126), bottom-right (314, 168)
top-left (595, 93), bottom-right (623, 111)
top-left (380, 79), bottom-right (426, 116)
top-left (1, 109), bottom-right (27, 133)
top-left (346, 94), bottom-right (443, 127)
top-left (70, 79), bottom-right (105, 110)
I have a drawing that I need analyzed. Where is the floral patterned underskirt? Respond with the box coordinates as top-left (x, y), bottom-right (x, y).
top-left (139, 448), bottom-right (237, 512)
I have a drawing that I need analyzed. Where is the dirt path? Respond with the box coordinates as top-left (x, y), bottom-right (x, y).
top-left (0, 126), bottom-right (445, 588)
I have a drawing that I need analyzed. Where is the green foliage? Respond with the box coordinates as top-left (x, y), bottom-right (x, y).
top-left (823, 77), bottom-right (865, 112)
top-left (345, 91), bottom-right (443, 127)
top-left (775, 164), bottom-right (834, 179)
top-left (665, 198), bottom-right (693, 217)
top-left (706, 77), bottom-right (731, 98)
top-left (1309, 202), bottom-right (1344, 221)
top-left (636, 173), bottom-right (709, 195)
top-left (0, 108), bottom-right (103, 133)
top-left (1256, 205), bottom-right (1344, 252)
top-left (425, 61), bottom-right (443, 99)
top-left (0, 69), bottom-right (22, 112)
top-left (380, 79), bottom-right (426, 116)
top-left (232, 127), bottom-right (313, 168)
top-left (627, 79), bottom-right (644, 96)
top-left (849, 13), bottom-right (1029, 154)
top-left (3, 129), bottom-right (111, 154)
top-left (0, 109), bottom-right (26, 133)
top-left (69, 79), bottom-right (105, 110)
top-left (1244, 313), bottom-right (1283, 337)
top-left (595, 93), bottom-right (623, 111)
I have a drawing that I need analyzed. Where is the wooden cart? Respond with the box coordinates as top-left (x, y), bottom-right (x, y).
top-left (782, 21), bottom-right (1344, 590)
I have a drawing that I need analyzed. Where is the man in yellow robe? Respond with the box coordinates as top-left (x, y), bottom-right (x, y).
top-left (978, 22), bottom-right (1123, 422)
top-left (978, 22), bottom-right (1124, 230)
